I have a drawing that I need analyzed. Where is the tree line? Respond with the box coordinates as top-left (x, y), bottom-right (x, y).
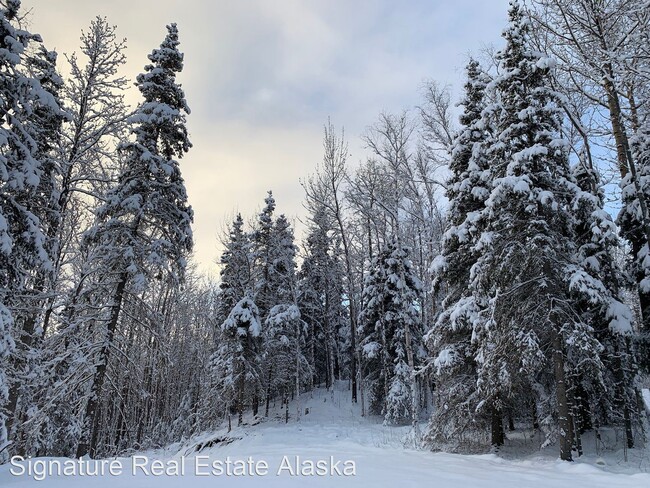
top-left (1, 0), bottom-right (649, 464)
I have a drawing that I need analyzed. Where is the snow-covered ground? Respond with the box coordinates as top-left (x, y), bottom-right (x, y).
top-left (2, 383), bottom-right (649, 487)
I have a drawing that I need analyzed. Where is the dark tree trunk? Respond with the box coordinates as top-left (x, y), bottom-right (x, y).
top-left (567, 379), bottom-right (583, 457)
top-left (237, 372), bottom-right (245, 426)
top-left (553, 330), bottom-right (573, 462)
top-left (252, 394), bottom-right (259, 417)
top-left (265, 366), bottom-right (273, 417)
top-left (285, 396), bottom-right (289, 424)
top-left (612, 340), bottom-right (634, 449)
top-left (491, 403), bottom-right (504, 448)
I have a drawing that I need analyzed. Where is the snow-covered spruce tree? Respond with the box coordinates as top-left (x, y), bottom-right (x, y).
top-left (359, 238), bottom-right (423, 425)
top-left (252, 199), bottom-right (312, 418)
top-left (358, 246), bottom-right (387, 417)
top-left (264, 303), bottom-right (310, 421)
top-left (469, 1), bottom-right (607, 461)
top-left (298, 205), bottom-right (346, 389)
top-left (205, 213), bottom-right (254, 421)
top-left (267, 214), bottom-right (297, 307)
top-left (250, 192), bottom-right (276, 416)
top-left (210, 296), bottom-right (263, 426)
top-left (425, 59), bottom-right (492, 450)
top-left (253, 191), bottom-right (276, 321)
top-left (0, 0), bottom-right (63, 459)
top-left (6, 43), bottom-right (67, 457)
top-left (77, 23), bottom-right (192, 458)
top-left (23, 45), bottom-right (65, 247)
top-left (261, 213), bottom-right (309, 416)
top-left (218, 213), bottom-right (252, 324)
top-left (571, 160), bottom-right (638, 451)
top-left (619, 116), bottom-right (650, 365)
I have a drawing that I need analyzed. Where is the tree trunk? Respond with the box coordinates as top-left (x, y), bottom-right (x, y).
top-left (604, 81), bottom-right (630, 179)
top-left (491, 402), bottom-right (504, 448)
top-left (237, 371), bottom-right (245, 426)
top-left (403, 316), bottom-right (419, 429)
top-left (360, 356), bottom-right (366, 417)
top-left (380, 321), bottom-right (390, 412)
top-left (285, 396), bottom-right (289, 424)
top-left (612, 340), bottom-right (634, 449)
top-left (553, 329), bottom-right (573, 462)
top-left (252, 394), bottom-right (259, 417)
top-left (295, 323), bottom-right (301, 422)
top-left (567, 378), bottom-right (583, 457)
top-left (324, 338), bottom-right (331, 389)
top-left (310, 319), bottom-right (315, 390)
top-left (265, 366), bottom-right (273, 417)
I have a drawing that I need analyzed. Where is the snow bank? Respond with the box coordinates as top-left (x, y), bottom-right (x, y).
top-left (1, 384), bottom-right (648, 487)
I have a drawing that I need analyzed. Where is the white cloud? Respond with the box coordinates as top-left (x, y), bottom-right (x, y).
top-left (26, 0), bottom-right (511, 272)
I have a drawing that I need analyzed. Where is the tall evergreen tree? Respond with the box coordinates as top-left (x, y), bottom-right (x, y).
top-left (268, 214), bottom-right (298, 305)
top-left (426, 59), bottom-right (492, 449)
top-left (260, 211), bottom-right (304, 415)
top-left (298, 206), bottom-right (346, 389)
top-left (253, 191), bottom-right (276, 321)
top-left (360, 238), bottom-right (423, 425)
top-left (468, 1), bottom-right (613, 460)
top-left (206, 213), bottom-right (255, 421)
top-left (77, 23), bottom-right (193, 457)
top-left (264, 303), bottom-right (310, 419)
top-left (245, 192), bottom-right (317, 418)
top-left (210, 296), bottom-right (262, 426)
top-left (6, 43), bottom-right (66, 457)
top-left (0, 0), bottom-right (63, 459)
top-left (218, 214), bottom-right (252, 323)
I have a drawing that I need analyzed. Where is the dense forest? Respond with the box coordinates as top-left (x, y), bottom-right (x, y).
top-left (1, 0), bottom-right (649, 465)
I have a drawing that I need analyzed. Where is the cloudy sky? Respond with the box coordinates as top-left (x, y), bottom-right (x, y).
top-left (27, 0), bottom-right (511, 275)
